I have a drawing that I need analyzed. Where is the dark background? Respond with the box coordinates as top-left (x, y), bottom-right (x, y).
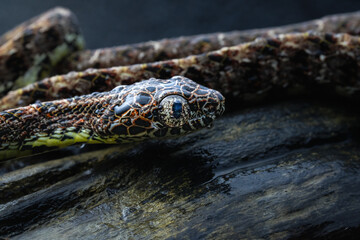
top-left (0, 0), bottom-right (360, 49)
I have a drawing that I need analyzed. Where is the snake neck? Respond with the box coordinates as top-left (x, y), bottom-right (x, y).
top-left (0, 92), bottom-right (120, 153)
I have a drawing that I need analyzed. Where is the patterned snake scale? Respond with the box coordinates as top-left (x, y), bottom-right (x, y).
top-left (1, 8), bottom-right (360, 160)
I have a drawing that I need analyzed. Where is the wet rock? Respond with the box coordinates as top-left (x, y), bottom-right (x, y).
top-left (1, 99), bottom-right (360, 239)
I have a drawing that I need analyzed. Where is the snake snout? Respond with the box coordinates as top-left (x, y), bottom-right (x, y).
top-left (202, 90), bottom-right (225, 119)
top-left (215, 91), bottom-right (226, 117)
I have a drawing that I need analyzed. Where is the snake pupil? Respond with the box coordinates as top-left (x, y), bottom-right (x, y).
top-left (172, 101), bottom-right (183, 119)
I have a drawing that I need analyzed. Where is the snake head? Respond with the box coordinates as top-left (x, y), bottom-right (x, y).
top-left (101, 76), bottom-right (225, 141)
top-left (153, 76), bottom-right (225, 134)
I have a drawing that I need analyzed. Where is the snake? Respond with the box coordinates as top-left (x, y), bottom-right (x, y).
top-left (0, 76), bottom-right (224, 161)
top-left (1, 8), bottom-right (360, 161)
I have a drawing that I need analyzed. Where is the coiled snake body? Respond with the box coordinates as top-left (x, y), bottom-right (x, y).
top-left (1, 8), bottom-right (360, 160)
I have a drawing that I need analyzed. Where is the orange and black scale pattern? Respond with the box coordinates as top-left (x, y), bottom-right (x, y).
top-left (2, 31), bottom-right (360, 111)
top-left (0, 76), bottom-right (225, 161)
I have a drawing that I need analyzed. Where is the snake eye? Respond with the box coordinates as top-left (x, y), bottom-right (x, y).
top-left (158, 95), bottom-right (190, 127)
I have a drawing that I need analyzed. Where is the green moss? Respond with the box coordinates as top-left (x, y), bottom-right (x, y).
top-left (13, 54), bottom-right (45, 89)
top-left (12, 34), bottom-right (85, 90)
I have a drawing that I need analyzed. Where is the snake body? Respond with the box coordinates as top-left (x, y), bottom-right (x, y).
top-left (0, 76), bottom-right (224, 160)
top-left (2, 10), bottom-right (360, 110)
top-left (58, 10), bottom-right (360, 72)
top-left (2, 31), bottom-right (360, 111)
top-left (1, 9), bottom-right (360, 160)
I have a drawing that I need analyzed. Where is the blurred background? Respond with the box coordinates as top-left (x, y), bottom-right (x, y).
top-left (0, 0), bottom-right (360, 49)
